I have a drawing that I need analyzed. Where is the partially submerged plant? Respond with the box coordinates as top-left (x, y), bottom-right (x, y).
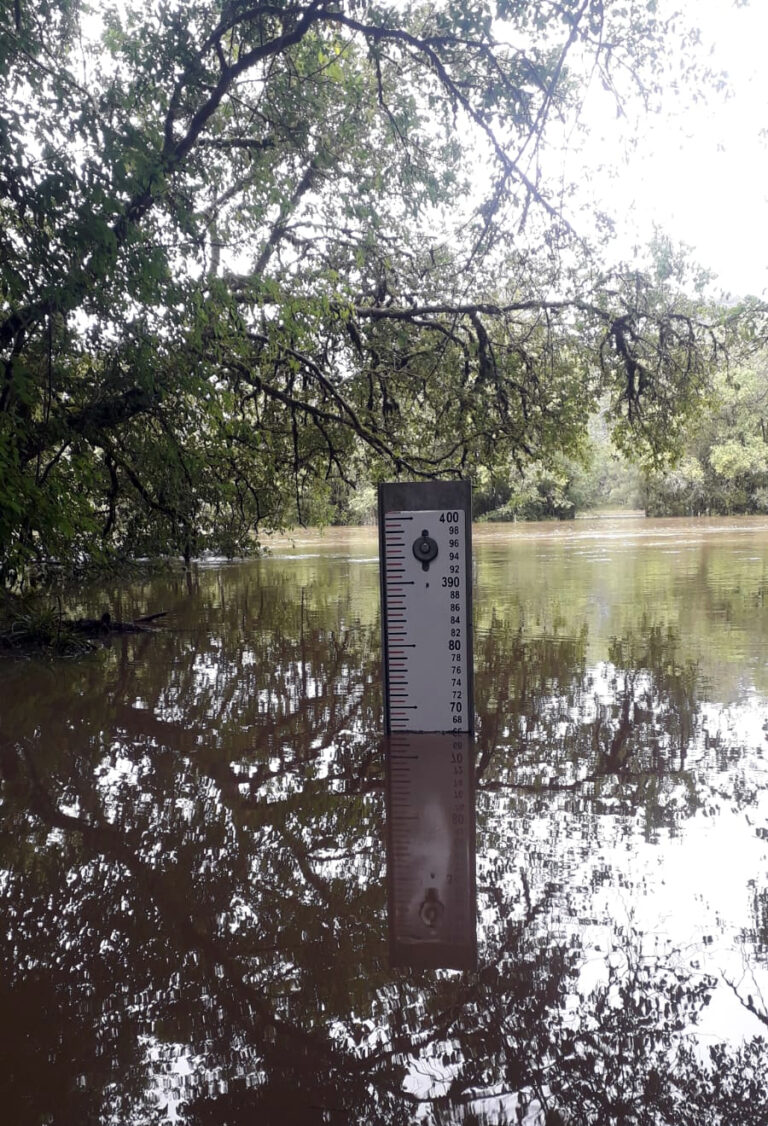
top-left (0, 594), bottom-right (95, 657)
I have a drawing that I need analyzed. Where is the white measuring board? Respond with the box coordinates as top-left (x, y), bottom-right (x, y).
top-left (378, 481), bottom-right (474, 734)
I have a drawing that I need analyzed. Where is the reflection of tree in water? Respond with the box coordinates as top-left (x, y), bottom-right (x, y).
top-left (476, 615), bottom-right (726, 836)
top-left (1, 589), bottom-right (767, 1123)
top-left (752, 883), bottom-right (768, 957)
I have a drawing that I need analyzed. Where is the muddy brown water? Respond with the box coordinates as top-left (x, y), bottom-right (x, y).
top-left (2, 516), bottom-right (768, 1123)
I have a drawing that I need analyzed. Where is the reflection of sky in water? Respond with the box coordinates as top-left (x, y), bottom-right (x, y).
top-left (2, 516), bottom-right (768, 1121)
top-left (475, 636), bottom-right (768, 1020)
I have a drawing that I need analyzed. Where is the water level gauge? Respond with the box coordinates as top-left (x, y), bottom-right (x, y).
top-left (378, 480), bottom-right (474, 734)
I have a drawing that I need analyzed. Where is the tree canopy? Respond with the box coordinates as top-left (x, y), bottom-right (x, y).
top-left (640, 351), bottom-right (768, 516)
top-left (0, 0), bottom-right (747, 583)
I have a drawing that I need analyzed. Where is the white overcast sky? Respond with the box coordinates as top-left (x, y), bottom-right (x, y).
top-left (575, 0), bottom-right (768, 298)
top-left (74, 0), bottom-right (767, 297)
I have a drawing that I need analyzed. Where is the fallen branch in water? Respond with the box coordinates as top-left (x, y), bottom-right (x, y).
top-left (0, 596), bottom-right (169, 656)
top-left (70, 611), bottom-right (168, 635)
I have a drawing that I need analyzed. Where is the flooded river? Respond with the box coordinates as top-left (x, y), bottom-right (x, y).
top-left (2, 516), bottom-right (768, 1124)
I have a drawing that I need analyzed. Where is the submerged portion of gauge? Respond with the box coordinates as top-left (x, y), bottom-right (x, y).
top-left (386, 732), bottom-right (477, 971)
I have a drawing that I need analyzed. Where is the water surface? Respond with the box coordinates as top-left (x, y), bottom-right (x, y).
top-left (2, 516), bottom-right (768, 1124)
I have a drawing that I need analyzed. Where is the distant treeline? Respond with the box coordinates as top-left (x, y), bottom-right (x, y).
top-left (327, 359), bottom-right (768, 524)
top-left (640, 363), bottom-right (768, 516)
top-left (325, 450), bottom-right (642, 525)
